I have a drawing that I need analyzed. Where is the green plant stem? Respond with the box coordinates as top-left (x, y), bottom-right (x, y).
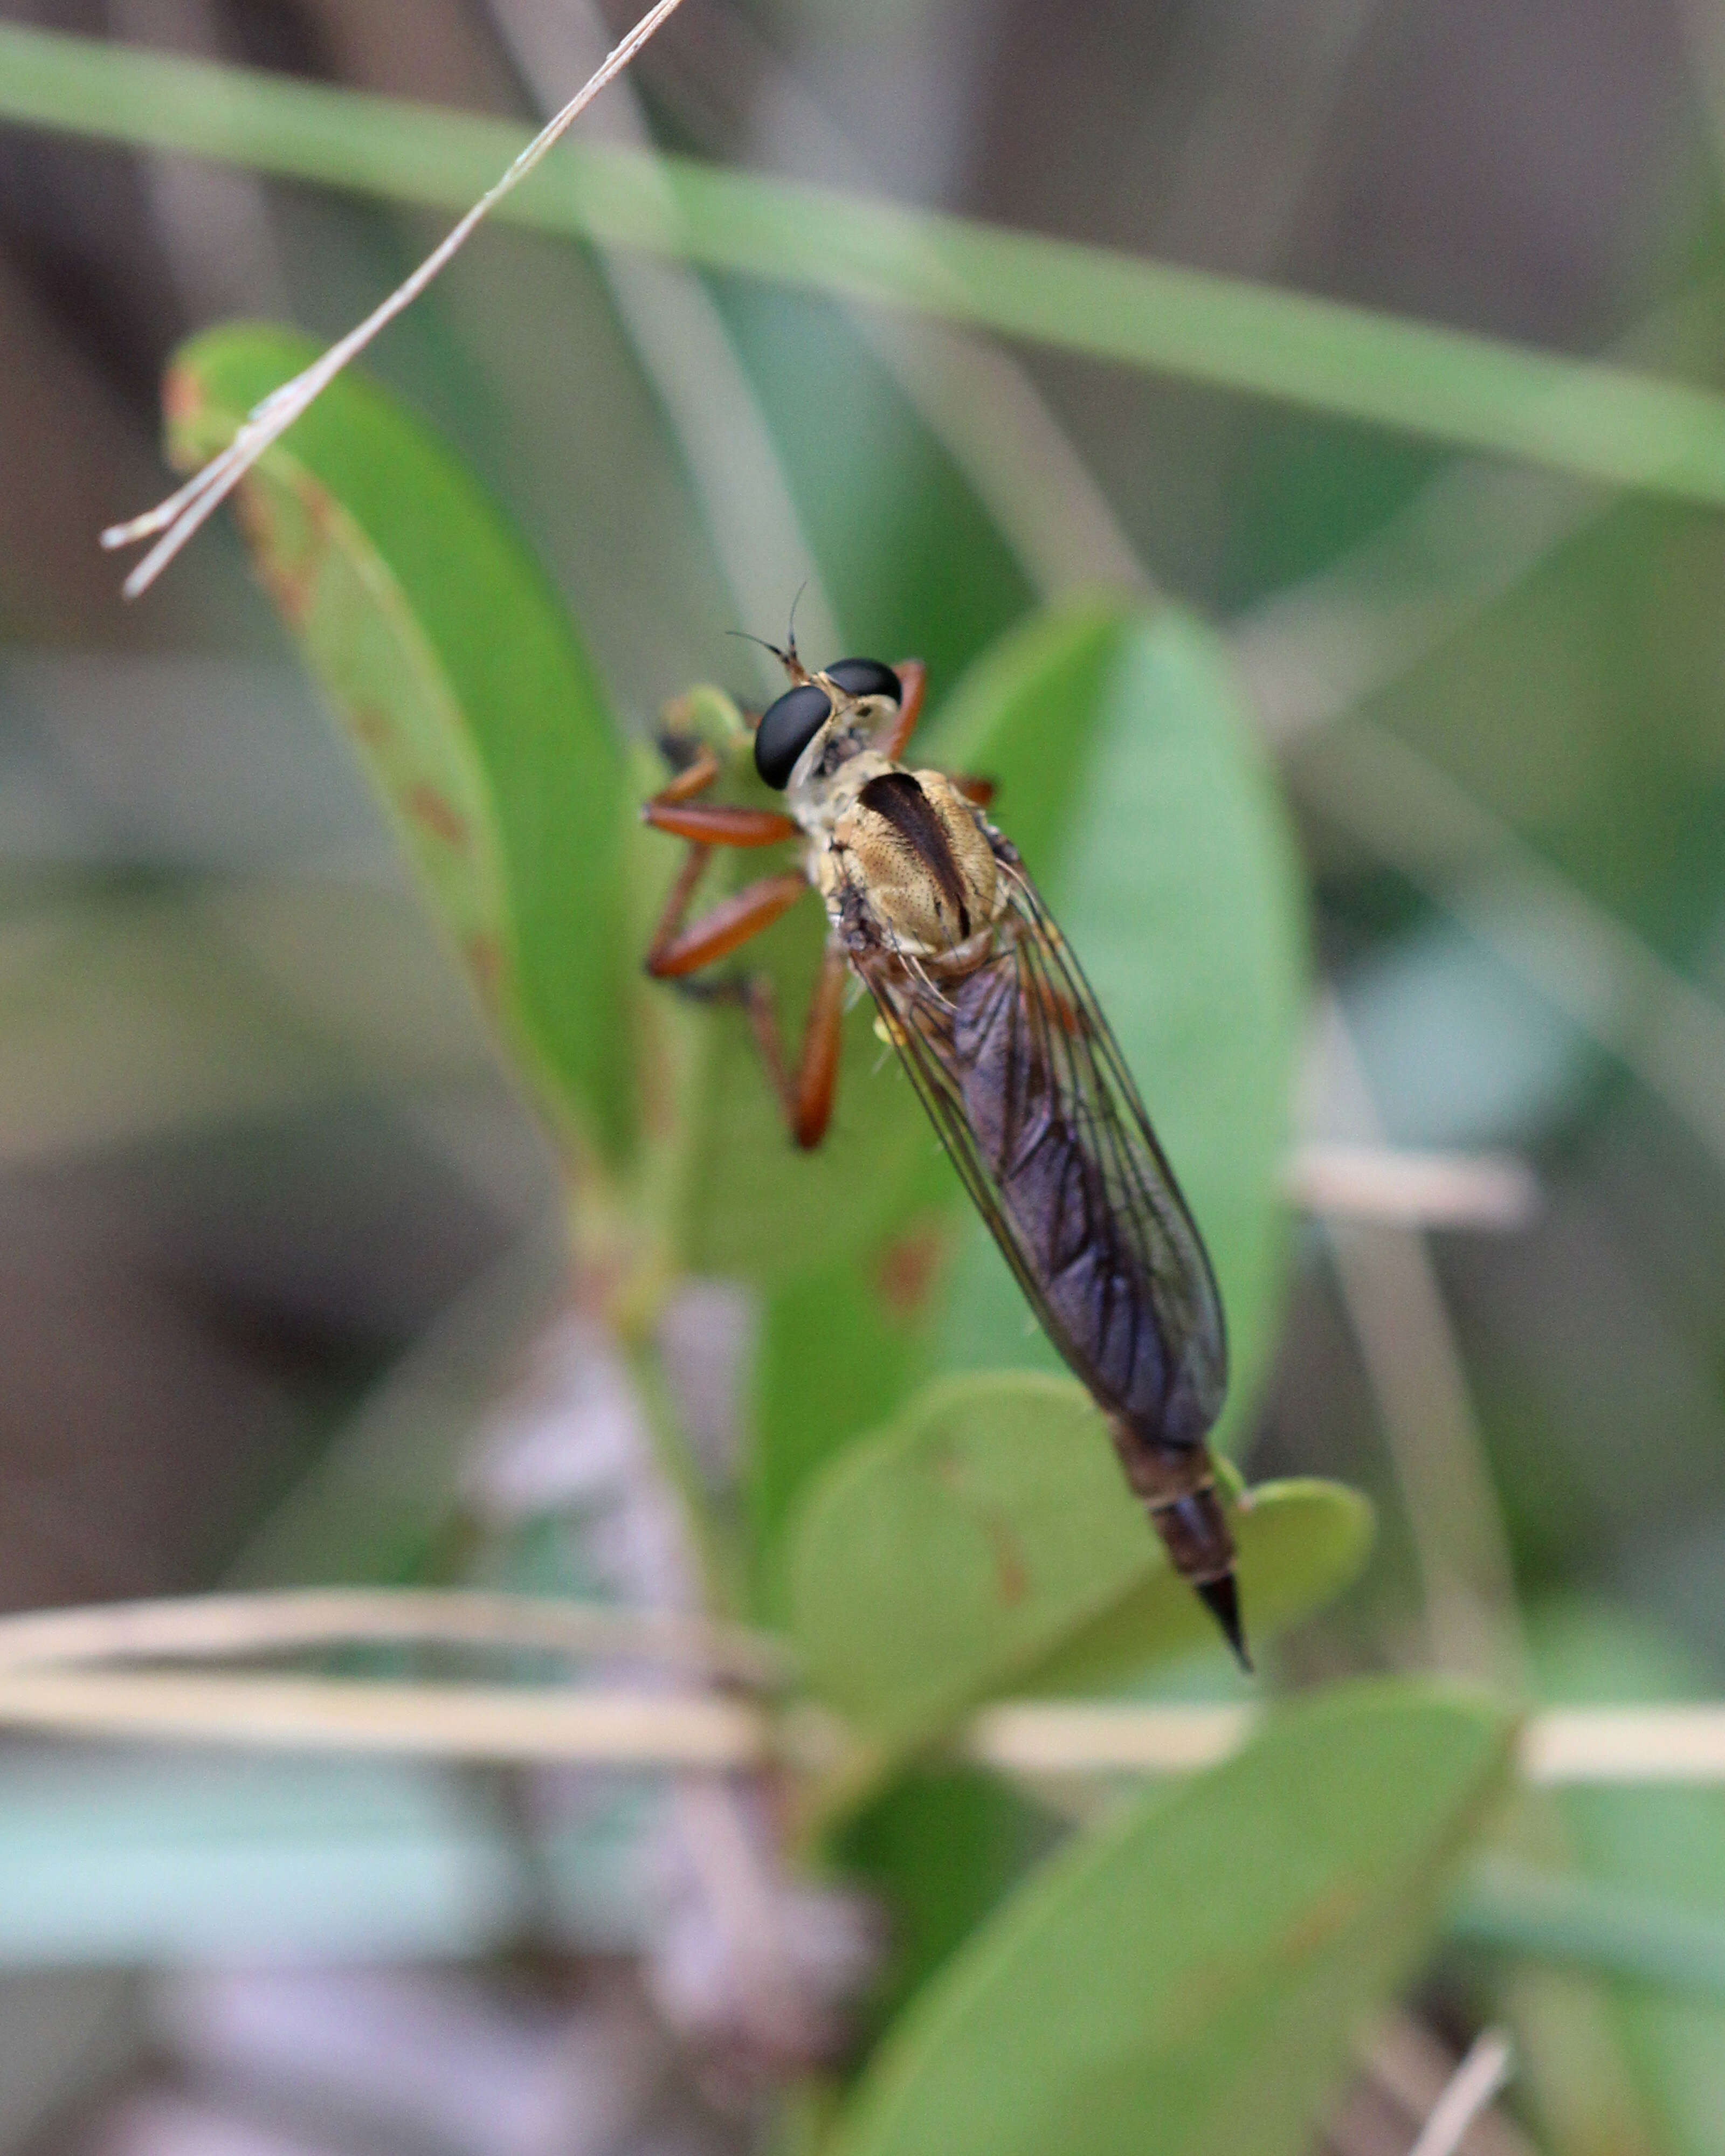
top-left (624, 1339), bottom-right (745, 1623)
top-left (6, 25), bottom-right (1725, 506)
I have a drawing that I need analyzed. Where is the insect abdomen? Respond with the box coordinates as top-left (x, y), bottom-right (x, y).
top-left (950, 956), bottom-right (1185, 1439)
top-left (948, 948), bottom-right (1241, 1642)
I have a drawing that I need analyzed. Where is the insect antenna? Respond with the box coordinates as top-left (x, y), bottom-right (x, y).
top-left (724, 627), bottom-right (811, 686)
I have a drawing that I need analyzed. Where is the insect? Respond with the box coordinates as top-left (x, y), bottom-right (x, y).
top-left (641, 649), bottom-right (1244, 1667)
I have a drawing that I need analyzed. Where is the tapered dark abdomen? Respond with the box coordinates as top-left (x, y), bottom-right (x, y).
top-left (948, 953), bottom-right (1236, 1596)
top-left (949, 957), bottom-right (1196, 1435)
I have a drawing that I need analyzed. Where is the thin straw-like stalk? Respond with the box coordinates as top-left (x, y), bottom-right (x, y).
top-left (1285, 1145), bottom-right (1538, 1229)
top-left (2, 1588), bottom-right (1725, 1783)
top-left (93, 0), bottom-right (690, 593)
top-left (0, 1587), bottom-right (788, 1686)
top-left (1406, 2030), bottom-right (1516, 2156)
top-left (0, 1670), bottom-right (769, 1764)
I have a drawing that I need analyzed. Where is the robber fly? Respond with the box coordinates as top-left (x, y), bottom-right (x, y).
top-left (642, 651), bottom-right (1243, 1667)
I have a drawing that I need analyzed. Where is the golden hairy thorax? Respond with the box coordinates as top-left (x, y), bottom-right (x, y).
top-left (814, 764), bottom-right (1005, 963)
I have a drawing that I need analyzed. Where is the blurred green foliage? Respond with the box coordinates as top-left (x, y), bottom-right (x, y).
top-left (148, 322), bottom-right (1540, 2155)
top-left (8, 20), bottom-right (1725, 2152)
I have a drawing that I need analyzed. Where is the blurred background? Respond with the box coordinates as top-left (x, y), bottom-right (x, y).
top-left (1, 0), bottom-right (1724, 2151)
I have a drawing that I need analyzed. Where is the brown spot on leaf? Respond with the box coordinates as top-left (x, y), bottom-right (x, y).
top-left (249, 519), bottom-right (319, 627)
top-left (934, 1444), bottom-right (1031, 1607)
top-left (985, 1511), bottom-right (1030, 1605)
top-left (163, 366), bottom-right (205, 429)
top-left (405, 783), bottom-right (469, 850)
top-left (465, 932), bottom-right (506, 1012)
top-left (294, 470), bottom-right (340, 543)
top-left (350, 704), bottom-right (395, 748)
top-left (1275, 1883), bottom-right (1364, 1966)
top-left (873, 1215), bottom-right (953, 1321)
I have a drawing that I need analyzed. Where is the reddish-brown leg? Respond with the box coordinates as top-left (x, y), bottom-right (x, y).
top-left (951, 773), bottom-right (996, 807)
top-left (641, 733), bottom-right (846, 1148)
top-left (643, 799), bottom-right (798, 847)
top-left (642, 742), bottom-right (799, 848)
top-left (739, 938), bottom-right (847, 1149)
top-left (646, 864), bottom-right (809, 978)
top-left (642, 736), bottom-right (803, 975)
top-left (656, 746), bottom-right (722, 804)
top-left (880, 660), bottom-right (927, 760)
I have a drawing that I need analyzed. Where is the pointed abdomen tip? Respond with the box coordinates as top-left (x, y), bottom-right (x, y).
top-left (1197, 1573), bottom-right (1252, 1674)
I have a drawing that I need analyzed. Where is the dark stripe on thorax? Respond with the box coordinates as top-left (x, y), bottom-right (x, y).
top-left (858, 771), bottom-right (971, 938)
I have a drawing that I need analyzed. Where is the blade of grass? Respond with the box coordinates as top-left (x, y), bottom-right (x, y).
top-left (638, 0), bottom-right (1151, 599)
top-left (1292, 720), bottom-right (1725, 1173)
top-left (490, 0), bottom-right (842, 679)
top-left (6, 26), bottom-right (1725, 508)
top-left (1454, 1863), bottom-right (1725, 2008)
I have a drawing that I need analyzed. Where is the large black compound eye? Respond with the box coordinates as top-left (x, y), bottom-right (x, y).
top-left (824, 657), bottom-right (902, 706)
top-left (754, 681), bottom-right (833, 789)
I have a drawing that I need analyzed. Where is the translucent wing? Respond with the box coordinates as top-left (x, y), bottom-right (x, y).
top-left (851, 850), bottom-right (1227, 1453)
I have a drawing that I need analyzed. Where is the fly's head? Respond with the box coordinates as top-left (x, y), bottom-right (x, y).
top-left (753, 652), bottom-right (905, 834)
top-left (753, 649), bottom-right (1002, 963)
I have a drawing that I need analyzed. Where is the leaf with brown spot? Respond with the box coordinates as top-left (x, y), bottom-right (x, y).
top-left (165, 324), bottom-right (630, 1167)
top-left (785, 1372), bottom-right (1375, 1756)
top-left (830, 1683), bottom-right (1516, 2156)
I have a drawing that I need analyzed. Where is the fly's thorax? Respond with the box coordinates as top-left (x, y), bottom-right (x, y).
top-left (816, 764), bottom-right (1004, 961)
top-left (789, 742), bottom-right (894, 841)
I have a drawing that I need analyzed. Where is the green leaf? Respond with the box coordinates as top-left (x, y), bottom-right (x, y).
top-left (934, 607), bottom-right (1307, 1456)
top-left (1027, 1475), bottom-right (1374, 1697)
top-left (13, 28), bottom-right (1725, 503)
top-left (836, 1768), bottom-right (1061, 2041)
top-left (786, 1372), bottom-right (1372, 1751)
top-left (829, 1682), bottom-right (1515, 2156)
top-left (672, 879), bottom-right (941, 1287)
top-left (165, 324), bottom-right (630, 1165)
top-left (915, 596), bottom-right (1136, 873)
top-left (622, 688), bottom-right (940, 1295)
top-left (748, 1229), bottom-right (948, 1606)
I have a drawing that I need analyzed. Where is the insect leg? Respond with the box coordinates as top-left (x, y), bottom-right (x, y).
top-left (654, 744), bottom-right (722, 804)
top-left (788, 937), bottom-right (847, 1149)
top-left (641, 742), bottom-right (799, 848)
top-left (879, 660), bottom-right (928, 759)
top-left (665, 936), bottom-right (847, 1151)
top-left (643, 799), bottom-right (799, 847)
top-left (645, 860), bottom-right (809, 979)
top-left (713, 935), bottom-right (846, 1150)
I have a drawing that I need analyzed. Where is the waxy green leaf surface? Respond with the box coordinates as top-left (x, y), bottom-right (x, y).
top-left (786, 1373), bottom-right (1372, 1750)
top-left (830, 1684), bottom-right (1515, 2156)
top-left (164, 325), bottom-right (630, 1164)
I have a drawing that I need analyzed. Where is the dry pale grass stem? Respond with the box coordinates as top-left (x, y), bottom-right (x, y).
top-left (100, 0), bottom-right (692, 595)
